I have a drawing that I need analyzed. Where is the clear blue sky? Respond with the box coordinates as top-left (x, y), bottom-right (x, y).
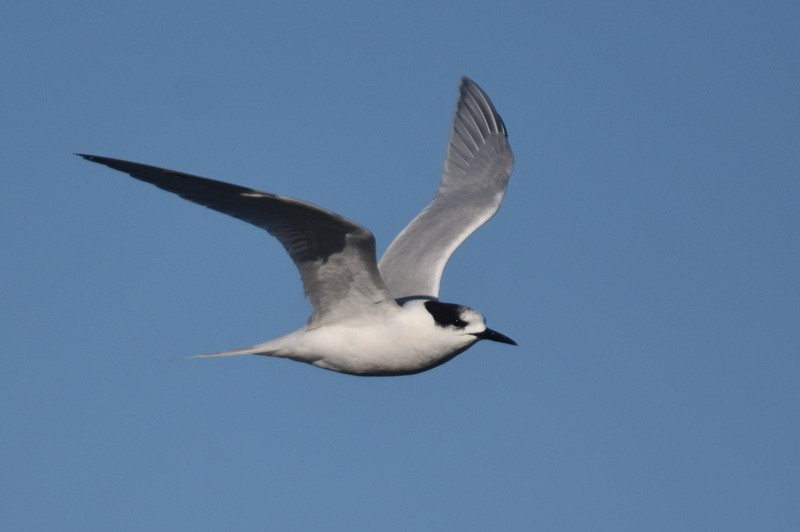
top-left (2, 1), bottom-right (798, 530)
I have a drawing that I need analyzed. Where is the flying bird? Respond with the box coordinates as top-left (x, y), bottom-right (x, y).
top-left (79, 77), bottom-right (516, 376)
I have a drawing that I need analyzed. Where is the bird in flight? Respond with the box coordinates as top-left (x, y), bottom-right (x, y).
top-left (79, 77), bottom-right (516, 376)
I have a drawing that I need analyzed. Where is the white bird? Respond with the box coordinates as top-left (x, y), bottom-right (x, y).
top-left (79, 76), bottom-right (516, 376)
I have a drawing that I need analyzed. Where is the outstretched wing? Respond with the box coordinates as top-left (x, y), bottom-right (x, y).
top-left (79, 155), bottom-right (398, 325)
top-left (378, 77), bottom-right (514, 300)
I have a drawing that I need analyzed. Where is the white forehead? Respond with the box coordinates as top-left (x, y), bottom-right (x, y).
top-left (460, 308), bottom-right (485, 324)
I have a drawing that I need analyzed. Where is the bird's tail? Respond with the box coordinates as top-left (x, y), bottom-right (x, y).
top-left (187, 342), bottom-right (275, 359)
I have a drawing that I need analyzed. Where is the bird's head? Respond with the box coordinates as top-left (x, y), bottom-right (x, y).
top-left (423, 300), bottom-right (516, 346)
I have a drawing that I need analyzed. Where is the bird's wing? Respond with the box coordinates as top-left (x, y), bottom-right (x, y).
top-left (78, 155), bottom-right (399, 326)
top-left (378, 77), bottom-right (514, 299)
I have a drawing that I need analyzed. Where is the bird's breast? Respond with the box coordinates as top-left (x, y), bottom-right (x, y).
top-left (288, 316), bottom-right (475, 376)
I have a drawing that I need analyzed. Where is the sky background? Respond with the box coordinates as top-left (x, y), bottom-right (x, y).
top-left (2, 1), bottom-right (799, 530)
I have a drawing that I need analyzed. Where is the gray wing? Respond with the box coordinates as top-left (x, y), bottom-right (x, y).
top-left (78, 154), bottom-right (398, 325)
top-left (378, 77), bottom-right (514, 299)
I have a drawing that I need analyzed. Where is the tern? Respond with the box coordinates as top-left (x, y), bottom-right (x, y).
top-left (79, 77), bottom-right (516, 376)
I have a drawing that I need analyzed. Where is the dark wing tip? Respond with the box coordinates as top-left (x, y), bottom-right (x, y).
top-left (456, 76), bottom-right (508, 138)
top-left (76, 153), bottom-right (129, 168)
top-left (77, 154), bottom-right (131, 171)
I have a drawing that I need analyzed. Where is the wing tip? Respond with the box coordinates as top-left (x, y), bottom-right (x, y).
top-left (76, 153), bottom-right (119, 168)
top-left (455, 76), bottom-right (508, 138)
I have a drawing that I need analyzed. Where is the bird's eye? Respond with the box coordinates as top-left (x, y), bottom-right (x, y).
top-left (454, 319), bottom-right (467, 328)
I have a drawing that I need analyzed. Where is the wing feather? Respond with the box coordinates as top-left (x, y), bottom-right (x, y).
top-left (78, 154), bottom-right (398, 325)
top-left (378, 77), bottom-right (514, 299)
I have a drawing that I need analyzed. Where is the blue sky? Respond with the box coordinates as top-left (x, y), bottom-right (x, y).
top-left (2, 1), bottom-right (798, 530)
